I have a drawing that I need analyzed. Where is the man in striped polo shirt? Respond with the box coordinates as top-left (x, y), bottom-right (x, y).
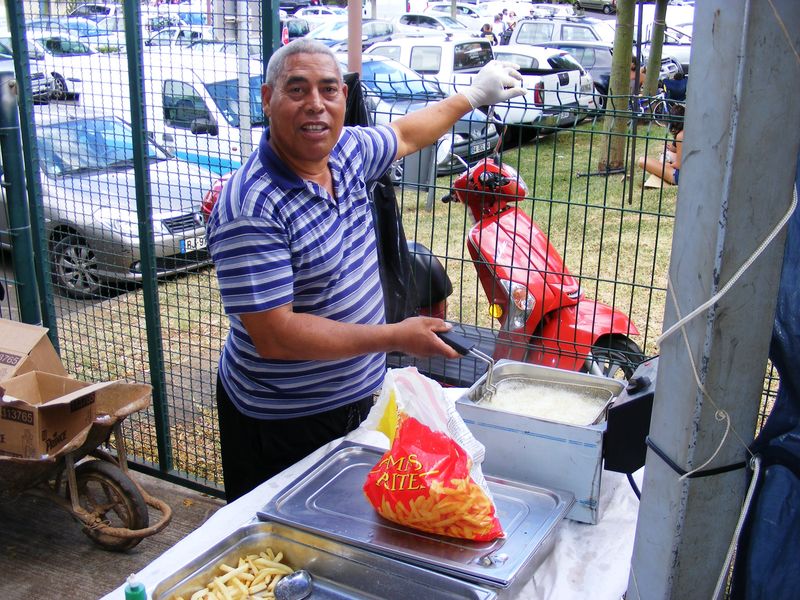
top-left (207, 38), bottom-right (525, 501)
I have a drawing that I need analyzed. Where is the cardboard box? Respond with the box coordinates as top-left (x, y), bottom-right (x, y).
top-left (0, 371), bottom-right (112, 458)
top-left (0, 319), bottom-right (67, 382)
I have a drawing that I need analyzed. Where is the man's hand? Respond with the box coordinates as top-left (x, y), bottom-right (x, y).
top-left (462, 60), bottom-right (526, 110)
top-left (391, 317), bottom-right (462, 360)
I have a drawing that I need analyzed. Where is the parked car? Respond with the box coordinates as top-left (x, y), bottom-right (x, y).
top-left (529, 4), bottom-right (576, 18)
top-left (504, 15), bottom-right (616, 46)
top-left (529, 40), bottom-right (612, 106)
top-left (340, 54), bottom-right (501, 176)
top-left (281, 16), bottom-right (311, 45)
top-left (643, 23), bottom-right (692, 74)
top-left (28, 16), bottom-right (126, 50)
top-left (493, 44), bottom-right (596, 125)
top-left (0, 105), bottom-right (216, 298)
top-left (0, 33), bottom-right (55, 100)
top-left (79, 52), bottom-right (266, 176)
top-left (393, 13), bottom-right (477, 39)
top-left (307, 18), bottom-right (398, 53)
top-left (27, 31), bottom-right (100, 99)
top-left (425, 3), bottom-right (483, 31)
top-left (527, 39), bottom-right (683, 107)
top-left (293, 5), bottom-right (348, 29)
top-left (144, 26), bottom-right (211, 51)
top-left (574, 0), bottom-right (617, 15)
top-left (68, 2), bottom-right (121, 22)
top-left (366, 37), bottom-right (578, 129)
top-left (279, 0), bottom-right (312, 15)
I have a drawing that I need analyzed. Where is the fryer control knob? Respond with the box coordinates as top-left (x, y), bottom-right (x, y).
top-left (626, 375), bottom-right (652, 394)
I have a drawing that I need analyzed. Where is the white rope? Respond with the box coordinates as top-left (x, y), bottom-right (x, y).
top-left (712, 455), bottom-right (763, 600)
top-left (658, 186), bottom-right (797, 346)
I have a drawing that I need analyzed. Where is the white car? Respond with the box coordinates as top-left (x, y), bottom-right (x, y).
top-left (493, 44), bottom-right (597, 125)
top-left (293, 5), bottom-right (347, 28)
top-left (393, 13), bottom-right (478, 39)
top-left (143, 26), bottom-right (212, 51)
top-left (27, 32), bottom-right (102, 99)
top-left (425, 3), bottom-right (484, 31)
top-left (0, 33), bottom-right (54, 99)
top-left (367, 37), bottom-right (594, 129)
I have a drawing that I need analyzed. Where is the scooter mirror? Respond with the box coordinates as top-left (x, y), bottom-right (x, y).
top-left (436, 136), bottom-right (453, 167)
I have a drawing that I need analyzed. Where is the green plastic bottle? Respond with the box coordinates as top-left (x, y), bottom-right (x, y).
top-left (124, 573), bottom-right (147, 600)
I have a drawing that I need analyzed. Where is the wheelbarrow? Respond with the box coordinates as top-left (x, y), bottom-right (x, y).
top-left (0, 382), bottom-right (172, 551)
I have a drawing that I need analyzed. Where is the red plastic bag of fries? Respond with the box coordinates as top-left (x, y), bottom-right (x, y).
top-left (361, 367), bottom-right (504, 542)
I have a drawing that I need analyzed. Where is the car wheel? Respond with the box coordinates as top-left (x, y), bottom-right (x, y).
top-left (603, 5), bottom-right (612, 14)
top-left (51, 233), bottom-right (104, 299)
top-left (51, 73), bottom-right (68, 99)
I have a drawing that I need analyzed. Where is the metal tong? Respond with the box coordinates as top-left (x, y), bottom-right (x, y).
top-left (436, 330), bottom-right (497, 401)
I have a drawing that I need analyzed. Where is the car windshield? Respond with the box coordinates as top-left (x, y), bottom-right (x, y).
top-left (548, 53), bottom-right (583, 72)
top-left (204, 74), bottom-right (265, 127)
top-left (360, 59), bottom-right (445, 100)
top-left (0, 35), bottom-right (46, 60)
top-left (437, 15), bottom-right (466, 29)
top-left (37, 116), bottom-right (167, 177)
top-left (307, 20), bottom-right (349, 42)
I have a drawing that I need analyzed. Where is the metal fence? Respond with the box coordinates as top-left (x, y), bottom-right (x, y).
top-left (0, 0), bottom-right (775, 497)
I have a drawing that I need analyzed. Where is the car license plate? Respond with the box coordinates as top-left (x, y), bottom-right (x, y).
top-left (471, 140), bottom-right (490, 154)
top-left (181, 235), bottom-right (207, 253)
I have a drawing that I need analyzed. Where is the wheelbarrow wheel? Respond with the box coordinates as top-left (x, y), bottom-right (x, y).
top-left (71, 460), bottom-right (150, 551)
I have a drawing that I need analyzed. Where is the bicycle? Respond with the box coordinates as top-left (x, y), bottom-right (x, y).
top-left (631, 84), bottom-right (684, 128)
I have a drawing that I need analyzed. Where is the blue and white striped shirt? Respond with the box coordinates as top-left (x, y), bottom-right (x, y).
top-left (207, 125), bottom-right (398, 419)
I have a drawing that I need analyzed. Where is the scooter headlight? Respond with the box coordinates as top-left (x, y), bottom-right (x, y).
top-left (498, 280), bottom-right (535, 331)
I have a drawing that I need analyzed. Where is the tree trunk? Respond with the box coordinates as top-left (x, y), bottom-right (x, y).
top-left (643, 0), bottom-right (669, 96)
top-left (599, 0), bottom-right (635, 172)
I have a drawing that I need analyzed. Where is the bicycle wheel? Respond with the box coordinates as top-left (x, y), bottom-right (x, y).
top-left (651, 99), bottom-right (670, 128)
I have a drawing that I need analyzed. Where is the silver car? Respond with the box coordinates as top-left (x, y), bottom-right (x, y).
top-left (0, 105), bottom-right (216, 298)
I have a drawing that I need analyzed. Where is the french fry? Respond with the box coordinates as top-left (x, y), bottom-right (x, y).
top-left (170, 546), bottom-right (296, 600)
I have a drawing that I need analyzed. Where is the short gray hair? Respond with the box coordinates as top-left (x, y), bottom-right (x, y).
top-left (265, 39), bottom-right (343, 87)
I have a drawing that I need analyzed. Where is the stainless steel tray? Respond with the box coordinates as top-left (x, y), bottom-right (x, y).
top-left (152, 520), bottom-right (497, 600)
top-left (257, 442), bottom-right (574, 593)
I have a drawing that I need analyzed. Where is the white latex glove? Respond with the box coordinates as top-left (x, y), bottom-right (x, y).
top-left (462, 60), bottom-right (527, 109)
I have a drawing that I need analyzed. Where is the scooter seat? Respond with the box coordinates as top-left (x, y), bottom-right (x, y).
top-left (407, 241), bottom-right (453, 308)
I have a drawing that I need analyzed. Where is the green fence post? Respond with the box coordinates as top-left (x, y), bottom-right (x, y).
top-left (123, 0), bottom-right (172, 473)
top-left (0, 73), bottom-right (41, 326)
top-left (2, 0), bottom-right (58, 338)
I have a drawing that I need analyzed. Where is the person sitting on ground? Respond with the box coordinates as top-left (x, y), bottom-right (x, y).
top-left (638, 105), bottom-right (685, 185)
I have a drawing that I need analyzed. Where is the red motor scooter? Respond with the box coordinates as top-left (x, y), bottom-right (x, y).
top-left (393, 138), bottom-right (645, 383)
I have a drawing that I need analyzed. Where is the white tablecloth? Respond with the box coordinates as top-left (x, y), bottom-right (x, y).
top-left (102, 422), bottom-right (641, 600)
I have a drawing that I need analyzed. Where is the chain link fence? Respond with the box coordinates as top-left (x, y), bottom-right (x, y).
top-left (0, 0), bottom-right (775, 497)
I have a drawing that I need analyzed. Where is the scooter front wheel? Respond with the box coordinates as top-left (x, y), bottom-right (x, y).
top-left (587, 336), bottom-right (645, 381)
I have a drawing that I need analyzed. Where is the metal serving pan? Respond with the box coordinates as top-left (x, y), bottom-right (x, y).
top-left (463, 360), bottom-right (625, 426)
top-left (258, 442), bottom-right (574, 597)
top-left (151, 520), bottom-right (497, 600)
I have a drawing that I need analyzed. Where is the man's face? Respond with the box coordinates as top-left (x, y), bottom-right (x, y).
top-left (261, 53), bottom-right (347, 168)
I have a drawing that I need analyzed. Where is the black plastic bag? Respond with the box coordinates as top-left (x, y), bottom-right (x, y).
top-left (344, 71), bottom-right (417, 323)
